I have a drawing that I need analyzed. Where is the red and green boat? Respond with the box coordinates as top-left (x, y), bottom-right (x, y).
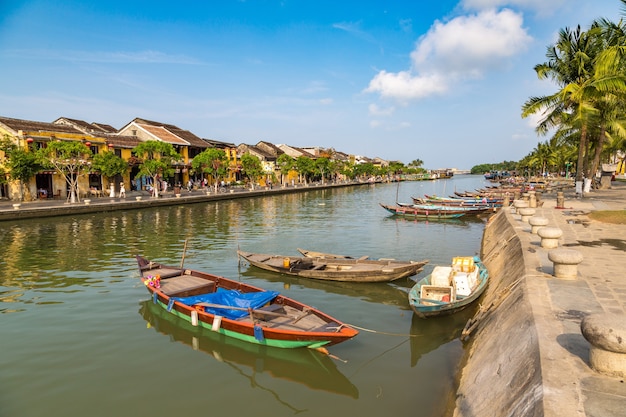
top-left (136, 255), bottom-right (358, 349)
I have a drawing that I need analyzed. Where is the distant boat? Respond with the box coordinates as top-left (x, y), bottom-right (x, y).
top-left (380, 203), bottom-right (475, 219)
top-left (136, 255), bottom-right (358, 349)
top-left (408, 256), bottom-right (489, 318)
top-left (237, 250), bottom-right (428, 283)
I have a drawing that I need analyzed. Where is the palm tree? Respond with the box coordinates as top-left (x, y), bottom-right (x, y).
top-left (522, 25), bottom-right (600, 184)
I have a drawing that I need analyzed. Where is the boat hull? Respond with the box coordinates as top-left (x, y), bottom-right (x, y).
top-left (379, 203), bottom-right (467, 219)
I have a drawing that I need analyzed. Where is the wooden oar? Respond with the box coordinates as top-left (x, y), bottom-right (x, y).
top-left (180, 238), bottom-right (189, 269)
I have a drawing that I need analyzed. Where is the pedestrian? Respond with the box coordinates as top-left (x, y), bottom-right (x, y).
top-left (119, 182), bottom-right (126, 198)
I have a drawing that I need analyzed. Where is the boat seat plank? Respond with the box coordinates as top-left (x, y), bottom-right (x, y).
top-left (161, 275), bottom-right (214, 296)
top-left (142, 267), bottom-right (184, 279)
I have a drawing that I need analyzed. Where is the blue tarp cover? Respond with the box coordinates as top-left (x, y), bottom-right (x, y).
top-left (173, 288), bottom-right (279, 320)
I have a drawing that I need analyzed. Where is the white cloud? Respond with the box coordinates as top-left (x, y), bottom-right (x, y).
top-left (365, 9), bottom-right (532, 102)
top-left (368, 103), bottom-right (395, 116)
top-left (365, 70), bottom-right (449, 101)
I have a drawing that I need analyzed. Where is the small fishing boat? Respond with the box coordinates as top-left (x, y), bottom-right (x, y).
top-left (380, 203), bottom-right (469, 219)
top-left (408, 256), bottom-right (488, 318)
top-left (412, 195), bottom-right (502, 209)
top-left (237, 250), bottom-right (428, 283)
top-left (136, 255), bottom-right (358, 349)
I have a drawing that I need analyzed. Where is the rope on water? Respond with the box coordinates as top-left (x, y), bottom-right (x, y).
top-left (346, 323), bottom-right (419, 338)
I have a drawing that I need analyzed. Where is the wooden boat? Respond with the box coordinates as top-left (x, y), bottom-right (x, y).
top-left (380, 203), bottom-right (470, 219)
top-left (136, 255), bottom-right (358, 349)
top-left (237, 250), bottom-right (428, 283)
top-left (412, 195), bottom-right (502, 209)
top-left (408, 256), bottom-right (488, 318)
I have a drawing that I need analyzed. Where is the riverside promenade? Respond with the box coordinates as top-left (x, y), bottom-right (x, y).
top-left (517, 183), bottom-right (626, 417)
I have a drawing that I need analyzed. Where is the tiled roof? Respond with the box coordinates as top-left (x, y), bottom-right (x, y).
top-left (138, 124), bottom-right (190, 145)
top-left (133, 118), bottom-right (208, 148)
top-left (238, 143), bottom-right (275, 160)
top-left (203, 138), bottom-right (237, 148)
top-left (106, 135), bottom-right (141, 149)
top-left (0, 116), bottom-right (84, 135)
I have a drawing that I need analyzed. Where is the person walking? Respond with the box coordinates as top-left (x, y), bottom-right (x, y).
top-left (119, 182), bottom-right (126, 198)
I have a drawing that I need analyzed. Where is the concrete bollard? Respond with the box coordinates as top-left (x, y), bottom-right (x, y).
top-left (513, 199), bottom-right (529, 214)
top-left (556, 191), bottom-right (565, 209)
top-left (528, 190), bottom-right (537, 208)
top-left (84, 199), bottom-right (91, 205)
top-left (537, 227), bottom-right (563, 249)
top-left (518, 207), bottom-right (536, 223)
top-left (528, 216), bottom-right (549, 234)
top-left (581, 313), bottom-right (626, 378)
top-left (547, 248), bottom-right (583, 279)
top-left (136, 196), bottom-right (142, 201)
top-left (12, 203), bottom-right (21, 210)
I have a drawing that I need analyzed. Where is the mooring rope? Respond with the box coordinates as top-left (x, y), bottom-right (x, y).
top-left (346, 323), bottom-right (418, 338)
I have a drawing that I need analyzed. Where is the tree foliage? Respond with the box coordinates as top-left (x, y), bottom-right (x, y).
top-left (38, 140), bottom-right (92, 203)
top-left (132, 140), bottom-right (181, 198)
top-left (240, 153), bottom-right (264, 186)
top-left (91, 151), bottom-right (127, 186)
top-left (191, 148), bottom-right (228, 191)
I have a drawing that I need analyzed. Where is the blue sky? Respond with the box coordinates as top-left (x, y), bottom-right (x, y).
top-left (0, 0), bottom-right (622, 170)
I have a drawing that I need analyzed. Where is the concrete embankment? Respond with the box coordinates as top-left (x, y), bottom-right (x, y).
top-left (454, 208), bottom-right (543, 416)
top-left (454, 185), bottom-right (626, 417)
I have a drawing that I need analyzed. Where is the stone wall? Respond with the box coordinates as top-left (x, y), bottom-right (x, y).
top-left (453, 209), bottom-right (544, 417)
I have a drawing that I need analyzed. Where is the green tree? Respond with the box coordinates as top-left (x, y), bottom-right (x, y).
top-left (191, 148), bottom-right (228, 192)
top-left (91, 151), bottom-right (128, 194)
top-left (240, 153), bottom-right (264, 188)
top-left (37, 140), bottom-right (92, 203)
top-left (0, 135), bottom-right (43, 201)
top-left (294, 156), bottom-right (315, 184)
top-left (314, 157), bottom-right (331, 184)
top-left (132, 140), bottom-right (181, 198)
top-left (276, 153), bottom-right (294, 185)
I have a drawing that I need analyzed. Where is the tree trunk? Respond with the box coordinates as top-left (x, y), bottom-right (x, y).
top-left (589, 126), bottom-right (606, 188)
top-left (575, 125), bottom-right (588, 182)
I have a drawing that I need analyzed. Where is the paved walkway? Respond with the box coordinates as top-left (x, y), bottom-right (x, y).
top-left (510, 182), bottom-right (626, 417)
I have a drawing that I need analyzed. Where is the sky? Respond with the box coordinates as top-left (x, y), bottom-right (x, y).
top-left (0, 0), bottom-right (623, 170)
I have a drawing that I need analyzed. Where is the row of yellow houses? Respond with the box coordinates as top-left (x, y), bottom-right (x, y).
top-left (0, 115), bottom-right (386, 201)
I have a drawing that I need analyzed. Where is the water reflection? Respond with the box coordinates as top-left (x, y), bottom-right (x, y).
top-left (139, 300), bottom-right (359, 399)
top-left (409, 306), bottom-right (477, 367)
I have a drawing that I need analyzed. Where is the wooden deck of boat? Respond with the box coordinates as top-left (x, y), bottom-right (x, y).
top-left (239, 304), bottom-right (338, 332)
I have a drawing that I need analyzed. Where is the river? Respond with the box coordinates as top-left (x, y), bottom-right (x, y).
top-left (0, 174), bottom-right (493, 417)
